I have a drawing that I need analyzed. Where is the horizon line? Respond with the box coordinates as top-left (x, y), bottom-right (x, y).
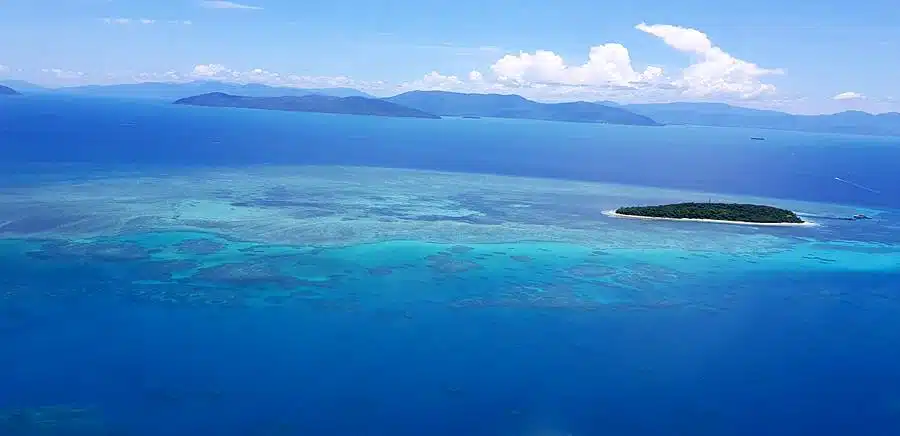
top-left (2, 78), bottom-right (898, 117)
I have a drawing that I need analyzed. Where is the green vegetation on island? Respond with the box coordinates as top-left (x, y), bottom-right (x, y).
top-left (174, 92), bottom-right (441, 119)
top-left (615, 202), bottom-right (804, 224)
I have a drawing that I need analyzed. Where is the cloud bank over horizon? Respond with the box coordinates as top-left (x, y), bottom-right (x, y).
top-left (0, 21), bottom-right (893, 113)
top-left (404, 23), bottom-right (785, 103)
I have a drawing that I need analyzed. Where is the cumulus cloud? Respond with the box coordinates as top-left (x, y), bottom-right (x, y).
top-left (177, 64), bottom-right (380, 89)
top-left (406, 22), bottom-right (783, 102)
top-left (201, 1), bottom-right (262, 9)
top-left (833, 91), bottom-right (865, 100)
top-left (41, 68), bottom-right (85, 80)
top-left (191, 63), bottom-right (231, 78)
top-left (489, 44), bottom-right (663, 88)
top-left (397, 70), bottom-right (505, 94)
top-left (635, 23), bottom-right (782, 99)
top-left (398, 70), bottom-right (646, 102)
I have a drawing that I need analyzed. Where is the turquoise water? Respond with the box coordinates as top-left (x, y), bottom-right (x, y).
top-left (1, 98), bottom-right (900, 435)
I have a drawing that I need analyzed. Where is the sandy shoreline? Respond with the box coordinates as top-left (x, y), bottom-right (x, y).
top-left (603, 210), bottom-right (818, 227)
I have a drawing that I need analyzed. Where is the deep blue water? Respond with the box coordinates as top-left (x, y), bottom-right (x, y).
top-left (1, 96), bottom-right (900, 435)
top-left (2, 251), bottom-right (899, 435)
top-left (2, 95), bottom-right (898, 208)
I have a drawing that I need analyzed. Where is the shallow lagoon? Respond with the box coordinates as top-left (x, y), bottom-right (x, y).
top-left (1, 165), bottom-right (899, 435)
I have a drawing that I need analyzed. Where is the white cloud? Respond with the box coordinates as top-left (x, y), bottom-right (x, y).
top-left (833, 91), bottom-right (865, 100)
top-left (172, 64), bottom-right (380, 89)
top-left (103, 18), bottom-right (132, 25)
top-left (57, 64), bottom-right (371, 90)
top-left (396, 70), bottom-right (519, 96)
top-left (488, 44), bottom-right (662, 88)
top-left (102, 17), bottom-right (161, 25)
top-left (133, 71), bottom-right (182, 82)
top-left (635, 23), bottom-right (782, 99)
top-left (420, 71), bottom-right (463, 88)
top-left (201, 1), bottom-right (262, 9)
top-left (406, 22), bottom-right (783, 102)
top-left (191, 63), bottom-right (231, 78)
top-left (0, 64), bottom-right (8, 74)
top-left (41, 68), bottom-right (85, 80)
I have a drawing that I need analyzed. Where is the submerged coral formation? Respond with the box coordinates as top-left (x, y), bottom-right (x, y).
top-left (0, 165), bottom-right (896, 315)
top-left (0, 405), bottom-right (112, 435)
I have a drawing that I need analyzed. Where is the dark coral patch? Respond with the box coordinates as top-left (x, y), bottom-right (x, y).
top-left (0, 405), bottom-right (112, 435)
top-left (567, 263), bottom-right (617, 278)
top-left (367, 267), bottom-right (394, 276)
top-left (139, 259), bottom-right (201, 280)
top-left (448, 245), bottom-right (474, 254)
top-left (174, 238), bottom-right (226, 255)
top-left (34, 240), bottom-right (153, 262)
top-left (192, 262), bottom-right (299, 287)
top-left (426, 256), bottom-right (482, 274)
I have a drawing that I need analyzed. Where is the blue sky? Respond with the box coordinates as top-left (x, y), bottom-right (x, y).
top-left (1, 0), bottom-right (898, 113)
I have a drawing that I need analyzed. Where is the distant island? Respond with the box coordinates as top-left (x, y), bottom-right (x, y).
top-left (4, 79), bottom-right (900, 137)
top-left (386, 91), bottom-right (660, 126)
top-left (174, 92), bottom-right (441, 119)
top-left (621, 102), bottom-right (900, 137)
top-left (609, 202), bottom-right (809, 226)
top-left (0, 85), bottom-right (20, 96)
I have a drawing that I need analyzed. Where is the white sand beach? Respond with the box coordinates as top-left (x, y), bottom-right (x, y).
top-left (603, 210), bottom-right (818, 227)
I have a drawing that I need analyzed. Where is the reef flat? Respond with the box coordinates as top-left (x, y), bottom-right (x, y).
top-left (1, 165), bottom-right (899, 435)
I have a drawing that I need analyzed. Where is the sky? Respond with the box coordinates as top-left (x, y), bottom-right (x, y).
top-left (1, 0), bottom-right (899, 114)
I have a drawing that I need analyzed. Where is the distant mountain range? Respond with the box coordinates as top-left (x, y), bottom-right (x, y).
top-left (620, 102), bottom-right (900, 137)
top-left (386, 91), bottom-right (660, 126)
top-left (174, 90), bottom-right (659, 126)
top-left (3, 80), bottom-right (900, 136)
top-left (174, 92), bottom-right (441, 119)
top-left (0, 84), bottom-right (21, 96)
top-left (0, 80), bottom-right (46, 93)
top-left (0, 80), bottom-right (373, 99)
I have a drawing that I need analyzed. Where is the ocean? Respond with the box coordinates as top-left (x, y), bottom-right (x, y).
top-left (1, 96), bottom-right (899, 435)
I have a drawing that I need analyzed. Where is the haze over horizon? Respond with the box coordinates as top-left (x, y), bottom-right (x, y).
top-left (1, 0), bottom-right (898, 115)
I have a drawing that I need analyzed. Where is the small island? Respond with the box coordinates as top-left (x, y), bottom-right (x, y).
top-left (0, 85), bottom-right (21, 96)
top-left (174, 92), bottom-right (441, 119)
top-left (607, 202), bottom-right (812, 226)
